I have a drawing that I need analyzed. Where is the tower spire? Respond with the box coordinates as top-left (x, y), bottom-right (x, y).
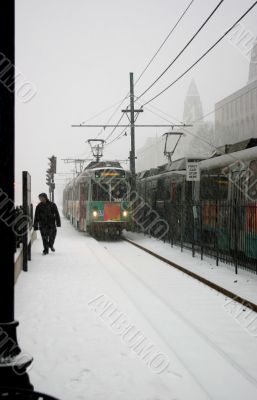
top-left (248, 38), bottom-right (257, 84)
top-left (183, 79), bottom-right (203, 123)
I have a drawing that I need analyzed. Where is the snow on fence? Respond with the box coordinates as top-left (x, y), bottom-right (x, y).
top-left (140, 200), bottom-right (257, 274)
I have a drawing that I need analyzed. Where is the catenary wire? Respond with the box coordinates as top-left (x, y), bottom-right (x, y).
top-left (136, 0), bottom-right (224, 101)
top-left (141, 1), bottom-right (257, 106)
top-left (82, 0), bottom-right (195, 145)
top-left (134, 0), bottom-right (195, 86)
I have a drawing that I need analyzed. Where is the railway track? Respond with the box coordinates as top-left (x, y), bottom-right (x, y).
top-left (92, 238), bottom-right (257, 399)
top-left (123, 237), bottom-right (257, 313)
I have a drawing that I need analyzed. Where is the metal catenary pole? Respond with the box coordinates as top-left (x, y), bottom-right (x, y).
top-left (129, 72), bottom-right (136, 187)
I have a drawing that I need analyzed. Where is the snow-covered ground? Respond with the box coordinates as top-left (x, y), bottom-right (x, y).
top-left (123, 231), bottom-right (257, 305)
top-left (15, 218), bottom-right (257, 400)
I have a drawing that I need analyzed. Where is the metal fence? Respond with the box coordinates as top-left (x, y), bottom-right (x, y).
top-left (145, 200), bottom-right (257, 274)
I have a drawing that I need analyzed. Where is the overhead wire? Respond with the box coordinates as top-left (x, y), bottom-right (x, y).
top-left (105, 109), bottom-right (128, 142)
top-left (141, 0), bottom-right (257, 106)
top-left (80, 97), bottom-right (129, 124)
top-left (134, 0), bottom-right (195, 86)
top-left (82, 95), bottom-right (129, 159)
top-left (105, 111), bottom-right (142, 146)
top-left (104, 0), bottom-right (228, 147)
top-left (136, 0), bottom-right (224, 101)
top-left (77, 1), bottom-right (257, 164)
top-left (90, 0), bottom-right (195, 145)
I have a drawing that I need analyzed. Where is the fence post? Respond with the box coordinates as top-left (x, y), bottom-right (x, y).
top-left (170, 203), bottom-right (173, 247)
top-left (215, 199), bottom-right (219, 266)
top-left (234, 199), bottom-right (238, 274)
top-left (180, 203), bottom-right (183, 252)
top-left (192, 203), bottom-right (195, 257)
top-left (200, 202), bottom-right (203, 260)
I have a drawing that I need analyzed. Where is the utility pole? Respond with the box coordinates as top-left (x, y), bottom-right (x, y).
top-left (72, 71), bottom-right (192, 187)
top-left (130, 72), bottom-right (136, 183)
top-left (122, 73), bottom-right (143, 188)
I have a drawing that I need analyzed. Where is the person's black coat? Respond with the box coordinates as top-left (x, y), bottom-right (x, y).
top-left (34, 200), bottom-right (61, 230)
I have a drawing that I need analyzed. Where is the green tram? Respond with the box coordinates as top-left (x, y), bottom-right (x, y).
top-left (136, 144), bottom-right (257, 268)
top-left (63, 161), bottom-right (131, 238)
top-left (196, 146), bottom-right (257, 260)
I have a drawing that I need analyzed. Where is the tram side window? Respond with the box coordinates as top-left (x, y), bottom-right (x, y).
top-left (200, 175), bottom-right (228, 201)
top-left (164, 178), bottom-right (170, 201)
top-left (146, 182), bottom-right (156, 207)
top-left (156, 179), bottom-right (169, 201)
top-left (174, 182), bottom-right (183, 203)
top-left (230, 169), bottom-right (250, 201)
top-left (92, 182), bottom-right (109, 201)
top-left (80, 183), bottom-right (89, 201)
top-left (74, 184), bottom-right (79, 201)
top-left (171, 182), bottom-right (176, 201)
top-left (185, 181), bottom-right (193, 203)
top-left (248, 160), bottom-right (257, 201)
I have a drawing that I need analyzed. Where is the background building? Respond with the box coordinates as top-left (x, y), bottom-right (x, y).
top-left (136, 40), bottom-right (257, 172)
top-left (215, 39), bottom-right (257, 147)
top-left (136, 80), bottom-right (213, 171)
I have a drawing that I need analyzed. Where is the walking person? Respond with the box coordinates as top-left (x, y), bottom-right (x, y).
top-left (34, 193), bottom-right (61, 255)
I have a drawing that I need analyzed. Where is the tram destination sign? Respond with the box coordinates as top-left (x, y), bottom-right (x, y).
top-left (186, 161), bottom-right (200, 181)
top-left (95, 169), bottom-right (126, 179)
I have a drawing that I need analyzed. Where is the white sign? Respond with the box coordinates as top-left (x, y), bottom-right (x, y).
top-left (186, 161), bottom-right (200, 181)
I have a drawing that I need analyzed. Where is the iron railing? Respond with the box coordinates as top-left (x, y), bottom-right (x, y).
top-left (142, 200), bottom-right (257, 274)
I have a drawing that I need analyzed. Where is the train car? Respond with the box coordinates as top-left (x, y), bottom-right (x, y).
top-left (136, 157), bottom-right (204, 241)
top-left (63, 161), bottom-right (131, 239)
top-left (136, 143), bottom-right (257, 268)
top-left (197, 146), bottom-right (257, 259)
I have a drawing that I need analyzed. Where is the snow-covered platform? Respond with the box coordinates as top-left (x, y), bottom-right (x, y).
top-left (15, 218), bottom-right (257, 400)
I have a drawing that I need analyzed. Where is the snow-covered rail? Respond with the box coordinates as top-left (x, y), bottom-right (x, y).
top-left (94, 238), bottom-right (257, 400)
top-left (124, 237), bottom-right (257, 313)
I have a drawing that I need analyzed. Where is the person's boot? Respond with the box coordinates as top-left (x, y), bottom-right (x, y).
top-left (43, 248), bottom-right (49, 255)
top-left (50, 246), bottom-right (55, 252)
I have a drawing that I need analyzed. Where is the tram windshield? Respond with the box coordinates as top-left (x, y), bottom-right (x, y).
top-left (92, 180), bottom-right (129, 201)
top-left (92, 182), bottom-right (109, 201)
top-left (111, 180), bottom-right (128, 200)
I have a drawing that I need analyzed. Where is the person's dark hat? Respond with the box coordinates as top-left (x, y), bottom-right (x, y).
top-left (38, 193), bottom-right (48, 199)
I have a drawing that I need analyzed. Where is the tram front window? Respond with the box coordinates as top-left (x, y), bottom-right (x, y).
top-left (92, 182), bottom-right (109, 201)
top-left (92, 180), bottom-right (128, 201)
top-left (111, 180), bottom-right (128, 201)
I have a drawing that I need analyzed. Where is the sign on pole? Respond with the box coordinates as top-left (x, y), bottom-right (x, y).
top-left (186, 161), bottom-right (200, 181)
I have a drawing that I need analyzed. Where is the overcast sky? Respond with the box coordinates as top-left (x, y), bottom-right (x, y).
top-left (15, 0), bottom-right (257, 205)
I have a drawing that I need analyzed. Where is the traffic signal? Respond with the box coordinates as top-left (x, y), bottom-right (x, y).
top-left (46, 170), bottom-right (51, 186)
top-left (48, 156), bottom-right (57, 174)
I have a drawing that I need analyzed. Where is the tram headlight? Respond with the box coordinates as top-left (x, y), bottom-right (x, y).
top-left (122, 210), bottom-right (128, 218)
top-left (92, 210), bottom-right (98, 218)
